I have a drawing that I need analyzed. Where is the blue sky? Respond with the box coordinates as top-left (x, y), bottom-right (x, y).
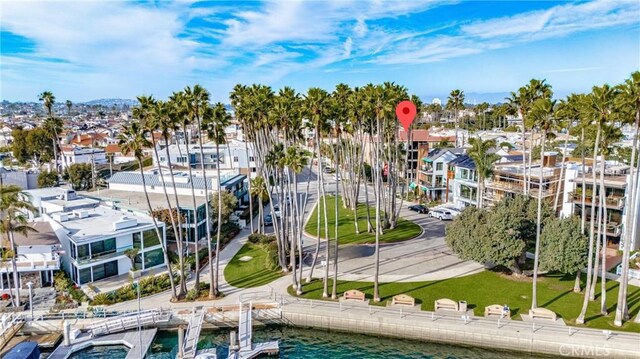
top-left (1, 0), bottom-right (639, 103)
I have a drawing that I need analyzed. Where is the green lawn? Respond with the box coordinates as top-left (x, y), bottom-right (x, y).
top-left (305, 195), bottom-right (422, 245)
top-left (224, 243), bottom-right (283, 288)
top-left (289, 270), bottom-right (640, 333)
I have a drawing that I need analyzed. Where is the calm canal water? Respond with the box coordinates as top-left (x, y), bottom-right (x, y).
top-left (69, 326), bottom-right (555, 358)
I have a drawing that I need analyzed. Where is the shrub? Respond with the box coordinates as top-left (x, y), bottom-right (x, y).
top-left (186, 288), bottom-right (199, 301)
top-left (248, 233), bottom-right (276, 245)
top-left (263, 241), bottom-right (279, 270)
top-left (90, 293), bottom-right (112, 306)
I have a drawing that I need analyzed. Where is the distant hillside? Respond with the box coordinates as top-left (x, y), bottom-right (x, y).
top-left (83, 98), bottom-right (138, 107)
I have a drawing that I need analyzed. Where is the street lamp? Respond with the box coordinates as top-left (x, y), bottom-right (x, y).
top-left (26, 281), bottom-right (33, 319)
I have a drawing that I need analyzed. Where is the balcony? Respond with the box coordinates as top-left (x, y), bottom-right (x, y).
top-left (0, 256), bottom-right (60, 273)
top-left (584, 221), bottom-right (622, 237)
top-left (568, 192), bottom-right (624, 209)
top-left (74, 245), bottom-right (132, 266)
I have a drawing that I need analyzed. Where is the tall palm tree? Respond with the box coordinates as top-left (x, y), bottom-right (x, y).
top-left (203, 102), bottom-right (231, 298)
top-left (0, 185), bottom-right (37, 307)
top-left (285, 146), bottom-right (308, 295)
top-left (615, 71), bottom-right (640, 325)
top-left (39, 91), bottom-right (63, 174)
top-left (446, 90), bottom-right (465, 147)
top-left (65, 100), bottom-right (72, 116)
top-left (118, 121), bottom-right (177, 301)
top-left (467, 138), bottom-right (500, 208)
top-left (250, 176), bottom-right (268, 233)
top-left (528, 97), bottom-right (559, 309)
top-left (302, 88), bottom-right (332, 297)
top-left (523, 80), bottom-right (553, 195)
top-left (230, 85), bottom-right (255, 234)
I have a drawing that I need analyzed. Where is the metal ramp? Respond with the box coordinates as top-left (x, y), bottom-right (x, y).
top-left (0, 314), bottom-right (24, 350)
top-left (89, 309), bottom-right (171, 337)
top-left (227, 302), bottom-right (279, 359)
top-left (182, 307), bottom-right (205, 359)
top-left (238, 302), bottom-right (251, 350)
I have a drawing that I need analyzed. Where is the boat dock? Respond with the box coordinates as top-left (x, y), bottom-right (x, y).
top-left (48, 328), bottom-right (157, 359)
top-left (227, 302), bottom-right (278, 359)
top-left (181, 307), bottom-right (205, 359)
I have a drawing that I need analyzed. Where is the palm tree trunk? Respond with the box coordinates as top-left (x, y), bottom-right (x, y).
top-left (245, 140), bottom-right (254, 233)
top-left (331, 131), bottom-right (340, 299)
top-left (553, 127), bottom-right (571, 210)
top-left (152, 140), bottom-right (185, 298)
top-left (164, 140), bottom-right (187, 297)
top-left (531, 130), bottom-right (546, 309)
top-left (182, 129), bottom-right (201, 292)
top-left (615, 112), bottom-right (639, 324)
top-left (521, 112), bottom-right (528, 195)
top-left (307, 138), bottom-right (322, 282)
top-left (212, 141), bottom-right (223, 298)
top-left (9, 231), bottom-right (20, 307)
top-left (598, 157), bottom-right (608, 315)
top-left (373, 113), bottom-right (382, 302)
top-left (588, 125), bottom-right (602, 302)
top-left (138, 159), bottom-right (177, 300)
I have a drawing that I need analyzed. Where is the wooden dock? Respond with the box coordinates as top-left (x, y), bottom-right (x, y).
top-left (48, 328), bottom-right (157, 359)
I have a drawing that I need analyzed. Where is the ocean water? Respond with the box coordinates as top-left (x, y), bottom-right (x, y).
top-left (142, 326), bottom-right (552, 359)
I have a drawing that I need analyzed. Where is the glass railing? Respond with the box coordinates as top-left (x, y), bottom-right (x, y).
top-left (75, 245), bottom-right (133, 265)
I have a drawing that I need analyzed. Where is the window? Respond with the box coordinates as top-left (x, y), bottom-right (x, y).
top-left (436, 162), bottom-right (443, 171)
top-left (249, 156), bottom-right (255, 162)
top-left (144, 248), bottom-right (164, 268)
top-left (92, 261), bottom-right (118, 281)
top-left (70, 242), bottom-right (77, 259)
top-left (251, 168), bottom-right (256, 173)
top-left (143, 229), bottom-right (160, 247)
top-left (176, 156), bottom-right (187, 163)
top-left (159, 156), bottom-right (166, 162)
top-left (90, 238), bottom-right (116, 259)
top-left (77, 244), bottom-right (90, 261)
top-left (133, 232), bottom-right (142, 249)
top-left (233, 156), bottom-right (239, 162)
top-left (79, 267), bottom-right (91, 284)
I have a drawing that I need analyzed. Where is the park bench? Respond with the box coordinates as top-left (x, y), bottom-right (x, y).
top-left (485, 304), bottom-right (510, 319)
top-left (434, 298), bottom-right (458, 312)
top-left (391, 294), bottom-right (415, 307)
top-left (529, 308), bottom-right (557, 321)
top-left (342, 289), bottom-right (366, 302)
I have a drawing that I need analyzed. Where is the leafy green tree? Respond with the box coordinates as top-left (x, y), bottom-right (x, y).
top-left (37, 171), bottom-right (58, 188)
top-left (467, 138), bottom-right (500, 208)
top-left (10, 128), bottom-right (29, 164)
top-left (67, 163), bottom-right (92, 190)
top-left (26, 128), bottom-right (54, 165)
top-left (539, 216), bottom-right (588, 276)
top-left (445, 207), bottom-right (487, 261)
top-left (210, 191), bottom-right (238, 224)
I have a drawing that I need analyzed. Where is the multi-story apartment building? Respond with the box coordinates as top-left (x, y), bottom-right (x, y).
top-left (0, 222), bottom-right (61, 290)
top-left (397, 129), bottom-right (456, 185)
top-left (60, 145), bottom-right (107, 169)
top-left (154, 139), bottom-right (257, 178)
top-left (562, 162), bottom-right (639, 250)
top-left (45, 206), bottom-right (166, 285)
top-left (483, 153), bottom-right (564, 211)
top-left (416, 148), bottom-right (463, 203)
top-left (448, 154), bottom-right (479, 208)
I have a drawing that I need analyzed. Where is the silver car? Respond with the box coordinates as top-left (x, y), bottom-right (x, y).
top-left (430, 209), bottom-right (453, 221)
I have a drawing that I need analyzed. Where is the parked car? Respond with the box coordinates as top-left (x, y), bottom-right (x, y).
top-left (272, 205), bottom-right (281, 218)
top-left (408, 204), bottom-right (429, 214)
top-left (264, 214), bottom-right (273, 226)
top-left (430, 209), bottom-right (453, 221)
top-left (442, 207), bottom-right (462, 217)
top-left (323, 167), bottom-right (335, 173)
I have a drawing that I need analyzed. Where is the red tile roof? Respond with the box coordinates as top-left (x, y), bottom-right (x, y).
top-left (397, 129), bottom-right (455, 143)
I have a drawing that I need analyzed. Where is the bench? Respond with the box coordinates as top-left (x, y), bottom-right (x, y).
top-left (435, 298), bottom-right (458, 312)
top-left (485, 304), bottom-right (510, 319)
top-left (342, 289), bottom-right (366, 302)
top-left (391, 294), bottom-right (415, 307)
top-left (529, 308), bottom-right (557, 321)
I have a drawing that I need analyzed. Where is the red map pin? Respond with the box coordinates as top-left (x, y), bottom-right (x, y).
top-left (396, 100), bottom-right (417, 132)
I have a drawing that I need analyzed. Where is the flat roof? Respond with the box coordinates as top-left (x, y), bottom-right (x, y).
top-left (50, 206), bottom-right (157, 243)
top-left (23, 187), bottom-right (69, 199)
top-left (571, 175), bottom-right (627, 189)
top-left (80, 189), bottom-right (208, 212)
top-left (10, 222), bottom-right (60, 246)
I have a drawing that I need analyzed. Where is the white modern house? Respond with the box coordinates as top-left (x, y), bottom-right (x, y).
top-left (0, 222), bottom-right (61, 290)
top-left (45, 206), bottom-right (167, 285)
top-left (153, 139), bottom-right (257, 178)
top-left (22, 187), bottom-right (99, 219)
top-left (448, 154), bottom-right (479, 208)
top-left (60, 146), bottom-right (107, 169)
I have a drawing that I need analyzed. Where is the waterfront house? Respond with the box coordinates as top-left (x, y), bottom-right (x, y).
top-left (448, 154), bottom-right (479, 208)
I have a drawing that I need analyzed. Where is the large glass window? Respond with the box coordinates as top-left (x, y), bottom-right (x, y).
top-left (143, 229), bottom-right (160, 247)
top-left (133, 232), bottom-right (142, 249)
top-left (77, 244), bottom-right (90, 261)
top-left (92, 261), bottom-right (118, 281)
top-left (436, 162), bottom-right (443, 171)
top-left (70, 242), bottom-right (77, 259)
top-left (144, 248), bottom-right (164, 269)
top-left (79, 267), bottom-right (91, 284)
top-left (90, 238), bottom-right (116, 259)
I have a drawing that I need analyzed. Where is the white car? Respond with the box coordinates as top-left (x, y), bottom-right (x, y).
top-left (430, 209), bottom-right (453, 221)
top-left (441, 207), bottom-right (462, 217)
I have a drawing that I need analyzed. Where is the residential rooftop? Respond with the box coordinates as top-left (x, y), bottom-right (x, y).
top-left (11, 221), bottom-right (60, 247)
top-left (80, 189), bottom-right (208, 212)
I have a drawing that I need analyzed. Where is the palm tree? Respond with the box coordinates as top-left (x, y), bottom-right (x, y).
top-left (39, 91), bottom-right (63, 174)
top-left (523, 80), bottom-right (553, 195)
top-left (65, 100), bottom-right (72, 116)
top-left (285, 146), bottom-right (308, 295)
top-left (528, 98), bottom-right (559, 309)
top-left (446, 90), bottom-right (465, 147)
top-left (250, 176), bottom-right (268, 233)
top-left (0, 185), bottom-right (37, 307)
top-left (615, 71), bottom-right (640, 325)
top-left (118, 121), bottom-right (177, 301)
top-left (302, 87), bottom-right (332, 297)
top-left (203, 102), bottom-right (231, 297)
top-left (155, 98), bottom-right (188, 297)
top-left (230, 85), bottom-right (255, 234)
top-left (467, 138), bottom-right (500, 208)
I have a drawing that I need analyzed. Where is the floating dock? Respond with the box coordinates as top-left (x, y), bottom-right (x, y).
top-left (227, 302), bottom-right (278, 359)
top-left (48, 328), bottom-right (157, 359)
